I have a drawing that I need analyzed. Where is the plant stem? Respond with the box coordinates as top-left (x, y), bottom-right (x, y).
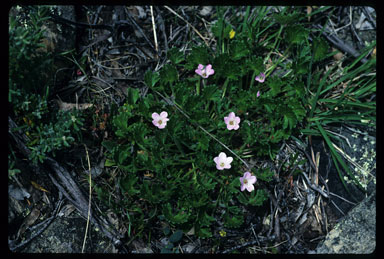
top-left (196, 77), bottom-right (201, 96)
top-left (221, 78), bottom-right (230, 99)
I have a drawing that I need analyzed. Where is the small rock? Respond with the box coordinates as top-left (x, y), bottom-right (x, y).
top-left (182, 243), bottom-right (196, 253)
top-left (199, 6), bottom-right (212, 17)
top-left (131, 240), bottom-right (153, 253)
top-left (9, 184), bottom-right (30, 200)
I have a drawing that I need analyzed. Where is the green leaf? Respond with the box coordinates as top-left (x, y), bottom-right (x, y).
top-left (144, 70), bottom-right (160, 87)
top-left (267, 77), bottom-right (284, 97)
top-left (248, 189), bottom-right (268, 206)
top-left (313, 37), bottom-right (330, 62)
top-left (257, 168), bottom-right (274, 182)
top-left (113, 108), bottom-right (132, 137)
top-left (118, 148), bottom-right (130, 165)
top-left (201, 85), bottom-right (220, 102)
top-left (285, 24), bottom-right (308, 44)
top-left (119, 174), bottom-right (140, 196)
top-left (228, 177), bottom-right (241, 194)
top-left (293, 59), bottom-right (310, 75)
top-left (199, 212), bottom-right (215, 227)
top-left (223, 212), bottom-right (243, 228)
top-left (162, 203), bottom-right (190, 224)
top-left (167, 47), bottom-right (184, 65)
top-left (127, 87), bottom-right (140, 105)
top-left (230, 40), bottom-right (250, 60)
top-left (169, 230), bottom-right (183, 243)
top-left (185, 46), bottom-right (209, 70)
top-left (196, 131), bottom-right (210, 151)
top-left (163, 226), bottom-right (171, 236)
top-left (282, 110), bottom-right (296, 130)
top-left (197, 175), bottom-right (217, 191)
top-left (273, 12), bottom-right (302, 25)
top-left (113, 143), bottom-right (133, 168)
top-left (131, 123), bottom-right (149, 146)
top-left (238, 189), bottom-right (268, 206)
top-left (246, 56), bottom-right (264, 72)
top-left (104, 159), bottom-right (116, 167)
top-left (142, 181), bottom-right (173, 204)
top-left (197, 227), bottom-right (212, 238)
top-left (212, 54), bottom-right (239, 80)
top-left (102, 140), bottom-right (116, 152)
top-left (160, 64), bottom-right (178, 85)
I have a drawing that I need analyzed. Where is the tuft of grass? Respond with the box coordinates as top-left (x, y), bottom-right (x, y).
top-left (303, 38), bottom-right (376, 195)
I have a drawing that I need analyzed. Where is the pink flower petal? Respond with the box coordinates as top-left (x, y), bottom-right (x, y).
top-left (206, 64), bottom-right (215, 76)
top-left (160, 111), bottom-right (168, 118)
top-left (246, 184), bottom-right (255, 192)
top-left (243, 172), bottom-right (251, 178)
top-left (249, 176), bottom-right (257, 184)
top-left (213, 157), bottom-right (219, 164)
top-left (226, 156), bottom-right (233, 164)
top-left (216, 164), bottom-right (224, 170)
top-left (218, 152), bottom-right (226, 160)
top-left (255, 73), bottom-right (265, 83)
top-left (152, 112), bottom-right (160, 120)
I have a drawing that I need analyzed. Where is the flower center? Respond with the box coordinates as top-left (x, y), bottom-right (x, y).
top-left (158, 120), bottom-right (163, 125)
top-left (243, 179), bottom-right (248, 184)
top-left (220, 162), bottom-right (225, 168)
top-left (229, 120), bottom-right (234, 125)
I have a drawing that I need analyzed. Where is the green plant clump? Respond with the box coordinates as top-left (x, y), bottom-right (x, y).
top-left (9, 6), bottom-right (84, 164)
top-left (100, 7), bottom-right (314, 239)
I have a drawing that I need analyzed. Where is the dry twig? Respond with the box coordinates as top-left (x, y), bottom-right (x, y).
top-left (81, 145), bottom-right (92, 253)
top-left (163, 6), bottom-right (210, 47)
top-left (150, 6), bottom-right (158, 54)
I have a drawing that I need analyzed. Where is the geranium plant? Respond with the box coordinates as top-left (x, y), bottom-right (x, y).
top-left (100, 6), bottom-right (313, 240)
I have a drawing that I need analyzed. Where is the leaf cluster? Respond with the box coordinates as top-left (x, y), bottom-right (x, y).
top-left (9, 6), bottom-right (85, 164)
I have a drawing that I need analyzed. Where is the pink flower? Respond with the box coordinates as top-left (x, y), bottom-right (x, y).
top-left (224, 112), bottom-right (240, 130)
top-left (240, 172), bottom-right (257, 192)
top-left (257, 90), bottom-right (261, 97)
top-left (213, 152), bottom-right (233, 170)
top-left (195, 64), bottom-right (215, 78)
top-left (255, 72), bottom-right (265, 83)
top-left (152, 111), bottom-right (169, 129)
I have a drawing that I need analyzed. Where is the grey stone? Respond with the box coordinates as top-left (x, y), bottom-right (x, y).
top-left (315, 190), bottom-right (375, 254)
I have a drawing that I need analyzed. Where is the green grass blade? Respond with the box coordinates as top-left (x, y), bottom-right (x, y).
top-left (315, 121), bottom-right (366, 193)
top-left (317, 99), bottom-right (375, 110)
